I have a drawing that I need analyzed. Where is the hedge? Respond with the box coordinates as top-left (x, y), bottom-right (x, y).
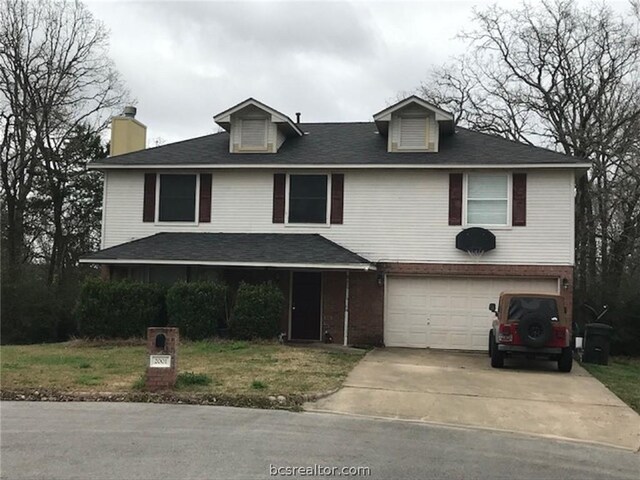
top-left (166, 281), bottom-right (228, 339)
top-left (229, 282), bottom-right (284, 339)
top-left (2, 275), bottom-right (62, 344)
top-left (75, 278), bottom-right (166, 338)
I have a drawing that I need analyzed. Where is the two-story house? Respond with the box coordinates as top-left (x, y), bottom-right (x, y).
top-left (81, 97), bottom-right (589, 349)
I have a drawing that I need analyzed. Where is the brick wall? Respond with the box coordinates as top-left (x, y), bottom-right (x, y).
top-left (322, 272), bottom-right (346, 344)
top-left (348, 271), bottom-right (384, 346)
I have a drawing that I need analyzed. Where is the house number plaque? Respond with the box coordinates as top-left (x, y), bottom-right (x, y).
top-left (149, 355), bottom-right (172, 368)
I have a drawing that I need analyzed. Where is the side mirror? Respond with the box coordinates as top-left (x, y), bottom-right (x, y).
top-left (489, 303), bottom-right (496, 313)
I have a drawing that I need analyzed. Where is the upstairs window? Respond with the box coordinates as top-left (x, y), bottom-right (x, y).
top-left (466, 173), bottom-right (509, 226)
top-left (288, 174), bottom-right (328, 224)
top-left (399, 115), bottom-right (427, 148)
top-left (240, 118), bottom-right (267, 149)
top-left (158, 174), bottom-right (197, 222)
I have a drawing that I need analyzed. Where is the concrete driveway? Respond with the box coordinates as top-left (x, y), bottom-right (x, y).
top-left (306, 348), bottom-right (640, 451)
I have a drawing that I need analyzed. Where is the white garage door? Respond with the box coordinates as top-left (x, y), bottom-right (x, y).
top-left (385, 276), bottom-right (558, 350)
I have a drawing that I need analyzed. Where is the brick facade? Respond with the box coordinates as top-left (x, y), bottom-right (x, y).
top-left (318, 271), bottom-right (385, 346)
top-left (325, 264), bottom-right (574, 347)
top-left (322, 271), bottom-right (347, 344)
top-left (99, 262), bottom-right (573, 347)
top-left (348, 271), bottom-right (385, 346)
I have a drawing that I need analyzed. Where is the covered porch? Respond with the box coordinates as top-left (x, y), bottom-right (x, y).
top-left (80, 233), bottom-right (383, 345)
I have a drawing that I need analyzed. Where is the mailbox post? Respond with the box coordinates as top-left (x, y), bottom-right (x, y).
top-left (146, 327), bottom-right (178, 391)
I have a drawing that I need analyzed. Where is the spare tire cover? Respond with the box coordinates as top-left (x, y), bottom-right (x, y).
top-left (517, 313), bottom-right (553, 348)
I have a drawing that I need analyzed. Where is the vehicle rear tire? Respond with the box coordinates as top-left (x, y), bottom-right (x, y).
top-left (488, 331), bottom-right (494, 357)
top-left (558, 347), bottom-right (573, 372)
top-left (491, 338), bottom-right (505, 368)
top-left (518, 313), bottom-right (553, 348)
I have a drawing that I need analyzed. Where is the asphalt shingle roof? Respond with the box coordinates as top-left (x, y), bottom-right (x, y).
top-left (82, 233), bottom-right (372, 269)
top-left (92, 123), bottom-right (582, 167)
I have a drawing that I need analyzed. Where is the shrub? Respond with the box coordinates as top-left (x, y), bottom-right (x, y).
top-left (1, 264), bottom-right (109, 345)
top-left (229, 282), bottom-right (284, 339)
top-left (75, 278), bottom-right (166, 338)
top-left (166, 281), bottom-right (228, 340)
top-left (251, 380), bottom-right (267, 390)
top-left (610, 297), bottom-right (640, 356)
top-left (1, 274), bottom-right (61, 344)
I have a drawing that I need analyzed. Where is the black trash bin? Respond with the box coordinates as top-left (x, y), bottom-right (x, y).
top-left (583, 323), bottom-right (613, 365)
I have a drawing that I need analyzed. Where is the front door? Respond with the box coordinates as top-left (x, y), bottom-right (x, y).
top-left (291, 272), bottom-right (322, 340)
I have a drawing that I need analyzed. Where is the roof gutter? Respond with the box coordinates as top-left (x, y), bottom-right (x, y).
top-left (79, 258), bottom-right (375, 271)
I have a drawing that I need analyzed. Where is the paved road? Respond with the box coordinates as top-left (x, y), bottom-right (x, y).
top-left (1, 402), bottom-right (638, 480)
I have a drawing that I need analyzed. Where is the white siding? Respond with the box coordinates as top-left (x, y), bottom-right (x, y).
top-left (102, 169), bottom-right (576, 265)
top-left (276, 128), bottom-right (286, 150)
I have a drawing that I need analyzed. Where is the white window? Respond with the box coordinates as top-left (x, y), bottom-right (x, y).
top-left (399, 116), bottom-right (427, 148)
top-left (240, 118), bottom-right (267, 148)
top-left (466, 173), bottom-right (509, 226)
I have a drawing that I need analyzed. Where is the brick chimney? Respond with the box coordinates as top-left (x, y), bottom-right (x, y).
top-left (110, 106), bottom-right (147, 156)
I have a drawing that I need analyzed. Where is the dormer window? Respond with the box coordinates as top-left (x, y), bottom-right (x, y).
top-left (399, 115), bottom-right (428, 149)
top-left (373, 95), bottom-right (454, 153)
top-left (240, 118), bottom-right (268, 149)
top-left (214, 98), bottom-right (304, 154)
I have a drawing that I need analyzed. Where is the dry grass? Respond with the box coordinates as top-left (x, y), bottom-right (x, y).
top-left (0, 340), bottom-right (363, 396)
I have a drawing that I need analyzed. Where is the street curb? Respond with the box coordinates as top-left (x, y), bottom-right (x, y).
top-left (0, 388), bottom-right (338, 411)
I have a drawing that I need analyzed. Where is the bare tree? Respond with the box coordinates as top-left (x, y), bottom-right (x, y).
top-left (0, 0), bottom-right (127, 284)
top-left (416, 0), bottom-right (640, 309)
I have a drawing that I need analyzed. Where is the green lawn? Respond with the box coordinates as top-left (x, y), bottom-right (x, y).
top-left (582, 357), bottom-right (640, 414)
top-left (1, 340), bottom-right (363, 397)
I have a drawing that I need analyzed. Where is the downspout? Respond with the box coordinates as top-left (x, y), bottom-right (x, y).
top-left (343, 271), bottom-right (350, 346)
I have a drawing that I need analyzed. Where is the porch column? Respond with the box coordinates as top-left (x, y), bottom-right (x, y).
top-left (344, 271), bottom-right (350, 346)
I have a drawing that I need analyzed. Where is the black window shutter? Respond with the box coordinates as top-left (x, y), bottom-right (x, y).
top-left (330, 174), bottom-right (344, 224)
top-left (273, 173), bottom-right (286, 223)
top-left (512, 173), bottom-right (527, 226)
top-left (143, 173), bottom-right (156, 222)
top-left (448, 173), bottom-right (463, 225)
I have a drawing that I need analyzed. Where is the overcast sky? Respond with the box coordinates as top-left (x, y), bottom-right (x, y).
top-left (86, 0), bottom-right (628, 145)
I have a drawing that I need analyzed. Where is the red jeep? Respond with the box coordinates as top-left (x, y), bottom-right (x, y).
top-left (488, 293), bottom-right (573, 372)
